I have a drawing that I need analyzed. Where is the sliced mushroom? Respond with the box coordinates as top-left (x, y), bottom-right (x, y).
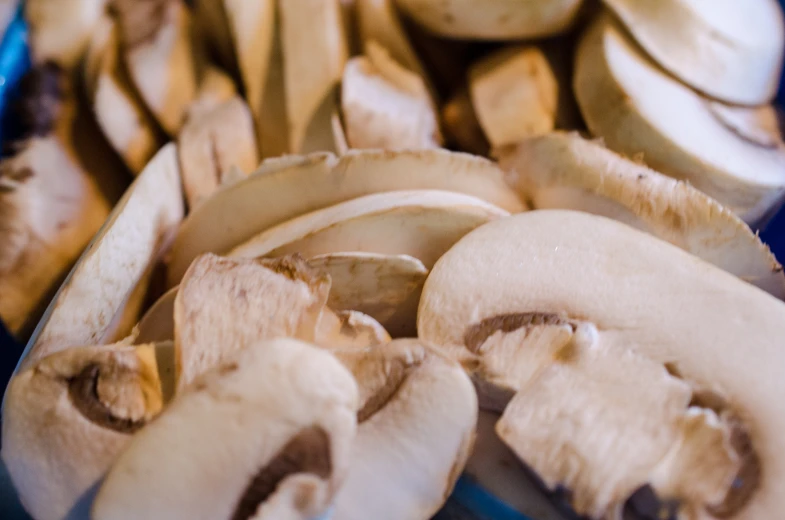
top-left (395, 0), bottom-right (585, 40)
top-left (316, 308), bottom-right (391, 349)
top-left (135, 286), bottom-right (178, 343)
top-left (111, 0), bottom-right (197, 135)
top-left (2, 340), bottom-right (167, 520)
top-left (469, 46), bottom-right (558, 149)
top-left (177, 96), bottom-right (258, 209)
top-left (228, 190), bottom-right (508, 268)
top-left (574, 13), bottom-right (785, 224)
top-left (418, 209), bottom-right (785, 519)
top-left (25, 0), bottom-right (107, 68)
top-left (342, 40), bottom-right (442, 150)
top-left (497, 132), bottom-right (785, 299)
top-left (174, 253), bottom-right (330, 388)
top-left (603, 0), bottom-right (785, 106)
top-left (167, 149), bottom-right (523, 285)
top-left (26, 144), bottom-right (184, 368)
top-left (307, 252), bottom-right (428, 337)
top-left (184, 65), bottom-right (239, 122)
top-left (280, 0), bottom-right (348, 153)
top-left (330, 339), bottom-right (477, 520)
top-left (91, 337), bottom-right (358, 520)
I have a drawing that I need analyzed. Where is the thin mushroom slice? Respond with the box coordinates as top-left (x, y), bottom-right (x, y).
top-left (469, 46), bottom-right (558, 149)
top-left (1, 340), bottom-right (168, 520)
top-left (228, 190), bottom-right (509, 268)
top-left (395, 0), bottom-right (585, 40)
top-left (603, 0), bottom-right (785, 106)
top-left (331, 339), bottom-right (477, 520)
top-left (497, 132), bottom-right (785, 299)
top-left (111, 0), bottom-right (198, 135)
top-left (177, 96), bottom-right (258, 209)
top-left (316, 308), bottom-right (391, 350)
top-left (418, 209), bottom-right (785, 519)
top-left (135, 286), bottom-right (178, 344)
top-left (342, 40), bottom-right (442, 150)
top-left (26, 144), bottom-right (184, 368)
top-left (174, 254), bottom-right (330, 388)
top-left (167, 148), bottom-right (524, 286)
top-left (25, 0), bottom-right (107, 68)
top-left (307, 252), bottom-right (428, 337)
top-left (574, 13), bottom-right (785, 224)
top-left (91, 338), bottom-right (358, 520)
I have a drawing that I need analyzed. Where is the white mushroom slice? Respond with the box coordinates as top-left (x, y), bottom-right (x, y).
top-left (497, 132), bottom-right (785, 299)
top-left (395, 0), bottom-right (585, 40)
top-left (168, 149), bottom-right (523, 285)
top-left (178, 96), bottom-right (258, 209)
top-left (331, 339), bottom-right (477, 520)
top-left (174, 254), bottom-right (330, 388)
top-left (185, 65), bottom-right (239, 122)
top-left (418, 209), bottom-right (785, 519)
top-left (574, 14), bottom-right (785, 224)
top-left (603, 0), bottom-right (785, 106)
top-left (87, 17), bottom-right (165, 175)
top-left (112, 0), bottom-right (197, 135)
top-left (316, 308), bottom-right (391, 349)
top-left (228, 190), bottom-right (508, 268)
top-left (469, 46), bottom-right (558, 149)
top-left (92, 337), bottom-right (358, 520)
top-left (342, 40), bottom-right (442, 150)
top-left (135, 286), bottom-right (178, 343)
top-left (307, 252), bottom-right (428, 337)
top-left (25, 0), bottom-right (106, 68)
top-left (2, 341), bottom-right (166, 520)
top-left (442, 88), bottom-right (490, 156)
top-left (26, 144), bottom-right (183, 368)
top-left (280, 0), bottom-right (348, 153)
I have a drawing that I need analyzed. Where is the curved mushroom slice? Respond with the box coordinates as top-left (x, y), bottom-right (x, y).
top-left (112, 0), bottom-right (197, 135)
top-left (228, 190), bottom-right (508, 268)
top-left (574, 14), bottom-right (785, 224)
top-left (418, 209), bottom-right (785, 519)
top-left (603, 0), bottom-right (785, 106)
top-left (167, 148), bottom-right (524, 285)
top-left (92, 338), bottom-right (358, 520)
top-left (342, 40), bottom-right (442, 150)
top-left (2, 341), bottom-right (167, 520)
top-left (331, 339), bottom-right (477, 520)
top-left (25, 0), bottom-right (106, 68)
top-left (26, 144), bottom-right (184, 368)
top-left (395, 0), bottom-right (585, 40)
top-left (135, 286), bottom-right (178, 343)
top-left (178, 96), bottom-right (258, 209)
top-left (469, 46), bottom-right (558, 149)
top-left (442, 88), bottom-right (490, 156)
top-left (316, 308), bottom-right (391, 349)
top-left (174, 254), bottom-right (330, 388)
top-left (307, 252), bottom-right (428, 337)
top-left (280, 0), bottom-right (348, 153)
top-left (497, 132), bottom-right (785, 299)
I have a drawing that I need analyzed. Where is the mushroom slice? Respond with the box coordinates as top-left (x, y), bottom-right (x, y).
top-left (135, 286), bottom-right (178, 343)
top-left (92, 337), bottom-right (358, 520)
top-left (307, 252), bottom-right (428, 337)
top-left (174, 253), bottom-right (330, 388)
top-left (331, 339), bottom-right (477, 520)
top-left (418, 209), bottom-right (785, 519)
top-left (497, 132), bottom-right (785, 299)
top-left (395, 0), bottom-right (585, 40)
top-left (469, 46), bottom-right (558, 149)
top-left (26, 144), bottom-right (184, 368)
top-left (342, 40), bottom-right (442, 150)
top-left (316, 308), bottom-right (391, 349)
top-left (602, 0), bottom-right (785, 106)
top-left (177, 96), bottom-right (258, 209)
top-left (574, 14), bottom-right (785, 224)
top-left (184, 65), bottom-right (238, 122)
top-left (2, 340), bottom-right (167, 520)
top-left (442, 88), bottom-right (490, 156)
top-left (167, 149), bottom-right (523, 285)
top-left (25, 0), bottom-right (106, 68)
top-left (280, 0), bottom-right (348, 153)
top-left (228, 190), bottom-right (508, 268)
top-left (112, 0), bottom-right (197, 135)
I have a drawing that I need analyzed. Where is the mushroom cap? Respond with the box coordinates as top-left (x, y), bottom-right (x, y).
top-left (91, 337), bottom-right (358, 520)
top-left (331, 339), bottom-right (477, 520)
top-left (574, 13), bottom-right (785, 224)
top-left (395, 0), bottom-right (586, 40)
top-left (228, 190), bottom-right (508, 268)
top-left (2, 341), bottom-right (164, 520)
top-left (167, 149), bottom-right (523, 286)
top-left (602, 0), bottom-right (785, 105)
top-left (497, 132), bottom-right (785, 299)
top-left (418, 209), bottom-right (785, 519)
